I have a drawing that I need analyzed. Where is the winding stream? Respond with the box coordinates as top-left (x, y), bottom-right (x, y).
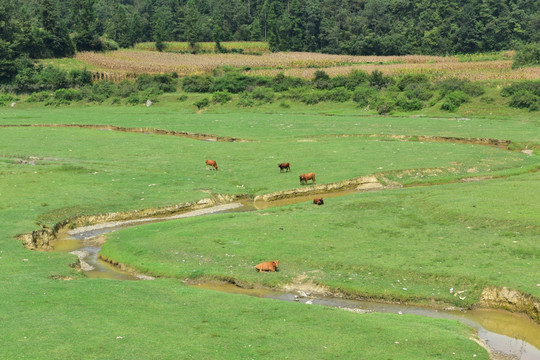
top-left (52, 198), bottom-right (540, 360)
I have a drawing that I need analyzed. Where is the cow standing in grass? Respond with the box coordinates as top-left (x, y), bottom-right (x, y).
top-left (278, 162), bottom-right (291, 172)
top-left (205, 159), bottom-right (218, 170)
top-left (299, 172), bottom-right (315, 185)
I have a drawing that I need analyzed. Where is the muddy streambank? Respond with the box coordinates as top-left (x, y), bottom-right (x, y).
top-left (17, 174), bottom-right (540, 326)
top-left (17, 182), bottom-right (540, 359)
top-left (49, 201), bottom-right (540, 360)
top-left (17, 175), bottom-right (385, 251)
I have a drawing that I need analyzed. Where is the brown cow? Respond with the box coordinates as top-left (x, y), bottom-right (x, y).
top-left (278, 162), bottom-right (290, 172)
top-left (205, 159), bottom-right (218, 170)
top-left (255, 260), bottom-right (279, 272)
top-left (299, 172), bottom-right (316, 185)
top-left (313, 198), bottom-right (324, 205)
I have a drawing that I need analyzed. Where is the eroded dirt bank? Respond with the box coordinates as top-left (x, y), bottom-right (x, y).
top-left (17, 193), bottom-right (246, 251)
top-left (480, 287), bottom-right (540, 324)
top-left (17, 182), bottom-right (540, 328)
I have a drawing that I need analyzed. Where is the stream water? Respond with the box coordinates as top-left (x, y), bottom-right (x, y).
top-left (52, 199), bottom-right (540, 360)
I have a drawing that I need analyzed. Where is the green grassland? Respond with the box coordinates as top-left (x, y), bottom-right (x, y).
top-left (1, 96), bottom-right (539, 358)
top-left (101, 173), bottom-right (540, 307)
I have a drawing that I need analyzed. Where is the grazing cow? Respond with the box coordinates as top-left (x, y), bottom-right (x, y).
top-left (278, 162), bottom-right (291, 172)
top-left (255, 260), bottom-right (279, 272)
top-left (205, 159), bottom-right (218, 170)
top-left (299, 172), bottom-right (316, 185)
top-left (313, 198), bottom-right (324, 205)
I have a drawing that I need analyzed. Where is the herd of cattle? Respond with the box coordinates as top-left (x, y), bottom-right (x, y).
top-left (205, 159), bottom-right (323, 272)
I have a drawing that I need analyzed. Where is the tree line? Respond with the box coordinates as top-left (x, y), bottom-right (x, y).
top-left (1, 0), bottom-right (539, 64)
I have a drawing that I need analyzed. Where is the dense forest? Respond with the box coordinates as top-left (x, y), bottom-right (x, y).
top-left (2, 0), bottom-right (539, 58)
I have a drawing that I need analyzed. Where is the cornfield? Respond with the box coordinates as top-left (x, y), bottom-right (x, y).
top-left (73, 50), bottom-right (540, 81)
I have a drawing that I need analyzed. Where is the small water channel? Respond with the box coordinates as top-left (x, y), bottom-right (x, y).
top-left (52, 198), bottom-right (540, 360)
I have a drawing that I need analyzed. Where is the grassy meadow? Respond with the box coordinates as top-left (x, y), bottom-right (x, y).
top-left (1, 66), bottom-right (539, 359)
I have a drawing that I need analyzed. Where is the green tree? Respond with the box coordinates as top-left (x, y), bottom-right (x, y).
top-left (70, 0), bottom-right (99, 51)
top-left (41, 0), bottom-right (75, 57)
top-left (184, 0), bottom-right (200, 49)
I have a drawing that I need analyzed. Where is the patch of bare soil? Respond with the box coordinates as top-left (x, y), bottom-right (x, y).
top-left (281, 274), bottom-right (332, 297)
top-left (479, 287), bottom-right (540, 324)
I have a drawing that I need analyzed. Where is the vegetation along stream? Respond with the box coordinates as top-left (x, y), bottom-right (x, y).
top-left (49, 192), bottom-right (540, 360)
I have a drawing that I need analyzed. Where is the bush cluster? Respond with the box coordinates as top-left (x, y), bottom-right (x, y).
top-left (179, 70), bottom-right (489, 113)
top-left (501, 81), bottom-right (540, 111)
top-left (1, 63), bottom-right (529, 113)
top-left (17, 72), bottom-right (179, 106)
top-left (512, 43), bottom-right (540, 69)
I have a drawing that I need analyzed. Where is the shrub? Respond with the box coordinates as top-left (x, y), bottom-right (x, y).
top-left (375, 97), bottom-right (396, 114)
top-left (404, 84), bottom-right (434, 101)
top-left (212, 90), bottom-right (232, 104)
top-left (237, 92), bottom-right (254, 107)
top-left (440, 90), bottom-right (469, 111)
top-left (90, 81), bottom-right (115, 98)
top-left (115, 80), bottom-right (138, 98)
top-left (194, 97), bottom-right (210, 109)
top-left (271, 73), bottom-right (308, 92)
top-left (346, 70), bottom-right (370, 90)
top-left (329, 75), bottom-right (348, 89)
top-left (369, 70), bottom-right (393, 89)
top-left (182, 75), bottom-right (213, 92)
top-left (312, 70), bottom-right (331, 89)
top-left (250, 87), bottom-right (274, 103)
top-left (26, 91), bottom-right (51, 103)
top-left (110, 97), bottom-right (122, 104)
top-left (0, 93), bottom-right (16, 105)
top-left (323, 87), bottom-right (351, 102)
top-left (141, 87), bottom-right (163, 102)
top-left (301, 90), bottom-right (324, 105)
top-left (435, 78), bottom-right (482, 97)
top-left (69, 69), bottom-right (92, 87)
top-left (462, 82), bottom-right (485, 97)
top-left (397, 74), bottom-right (430, 91)
top-left (396, 95), bottom-right (424, 111)
top-left (512, 43), bottom-right (540, 68)
top-left (35, 65), bottom-right (70, 90)
top-left (352, 86), bottom-right (377, 107)
top-left (501, 81), bottom-right (540, 97)
top-left (124, 93), bottom-right (140, 105)
top-left (279, 101), bottom-right (291, 108)
top-left (508, 90), bottom-right (539, 111)
top-left (211, 73), bottom-right (260, 93)
top-left (54, 88), bottom-right (83, 102)
top-left (177, 94), bottom-right (188, 102)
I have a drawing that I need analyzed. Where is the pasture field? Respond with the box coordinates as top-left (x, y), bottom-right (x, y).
top-left (101, 173), bottom-right (540, 307)
top-left (1, 96), bottom-right (539, 359)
